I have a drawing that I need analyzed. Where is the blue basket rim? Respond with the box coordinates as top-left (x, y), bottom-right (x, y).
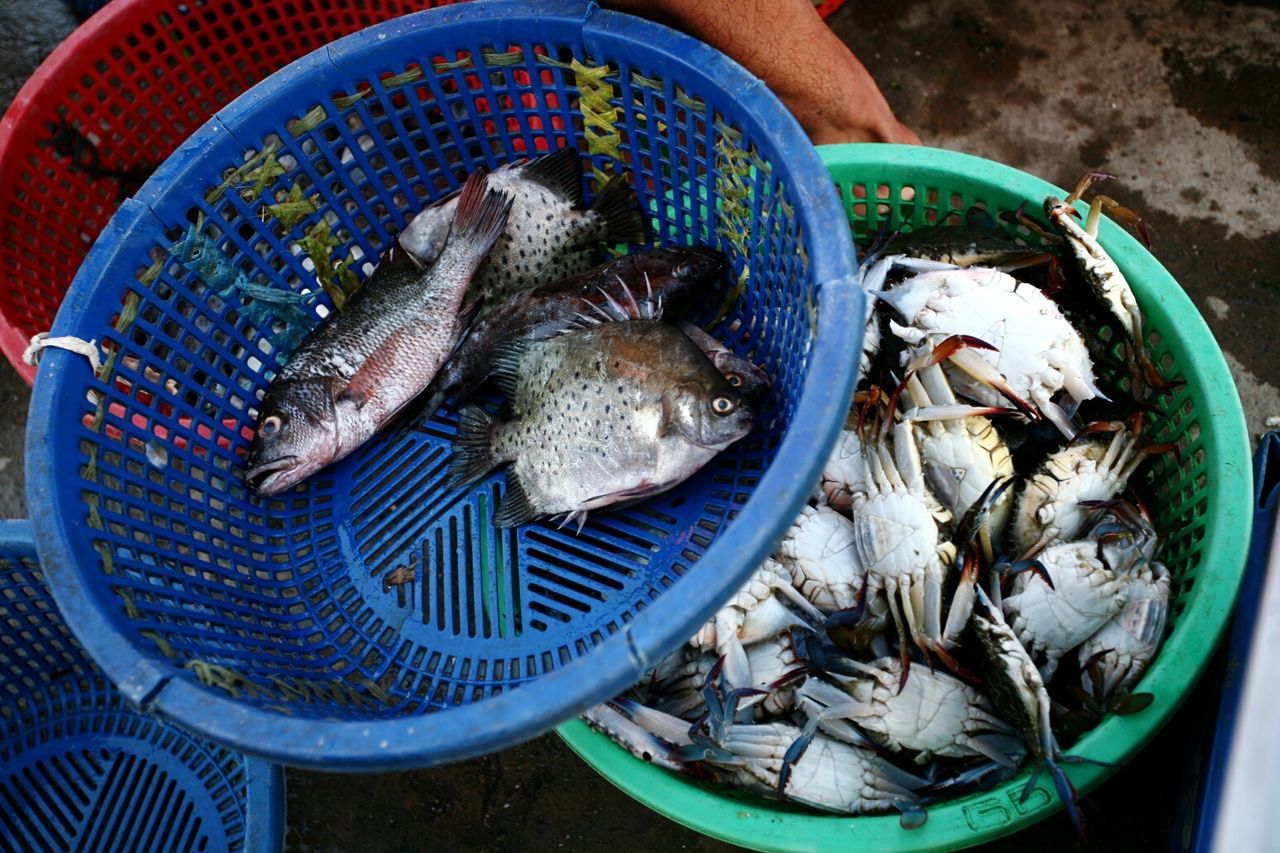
top-left (27, 0), bottom-right (861, 770)
top-left (0, 518), bottom-right (286, 853)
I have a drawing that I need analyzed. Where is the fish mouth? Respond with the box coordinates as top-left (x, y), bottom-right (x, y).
top-left (245, 455), bottom-right (300, 496)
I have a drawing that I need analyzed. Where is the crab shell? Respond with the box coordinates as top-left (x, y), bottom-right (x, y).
top-left (1077, 561), bottom-right (1171, 700)
top-left (803, 659), bottom-right (1022, 766)
top-left (1003, 539), bottom-right (1133, 682)
top-left (817, 428), bottom-right (869, 511)
top-left (719, 722), bottom-right (923, 815)
top-left (883, 267), bottom-right (1103, 414)
top-left (777, 503), bottom-right (864, 612)
top-left (1012, 429), bottom-right (1149, 556)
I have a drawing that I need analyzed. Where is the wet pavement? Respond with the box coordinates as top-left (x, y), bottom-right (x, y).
top-left (2, 0), bottom-right (1276, 850)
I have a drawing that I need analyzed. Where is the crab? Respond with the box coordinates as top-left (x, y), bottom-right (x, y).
top-left (880, 264), bottom-right (1104, 436)
top-left (851, 418), bottom-right (958, 675)
top-left (1041, 172), bottom-right (1174, 398)
top-left (795, 657), bottom-right (1023, 766)
top-left (1012, 418), bottom-right (1173, 558)
top-left (898, 335), bottom-right (1018, 560)
top-left (690, 559), bottom-right (823, 693)
top-left (775, 503), bottom-right (864, 613)
top-left (1004, 501), bottom-right (1162, 682)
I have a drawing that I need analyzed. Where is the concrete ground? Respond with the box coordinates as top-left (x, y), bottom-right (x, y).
top-left (2, 0), bottom-right (1277, 850)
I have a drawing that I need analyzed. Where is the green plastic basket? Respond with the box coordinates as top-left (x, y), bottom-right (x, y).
top-left (557, 144), bottom-right (1253, 851)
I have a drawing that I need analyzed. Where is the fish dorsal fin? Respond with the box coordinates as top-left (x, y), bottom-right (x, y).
top-left (377, 241), bottom-right (424, 275)
top-left (591, 174), bottom-right (648, 245)
top-left (494, 470), bottom-right (538, 528)
top-left (521, 146), bottom-right (584, 206)
top-left (489, 339), bottom-right (533, 399)
top-left (338, 242), bottom-right (420, 311)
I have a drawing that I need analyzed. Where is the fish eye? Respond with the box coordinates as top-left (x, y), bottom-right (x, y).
top-left (726, 373), bottom-right (743, 388)
top-left (674, 262), bottom-right (694, 279)
top-left (711, 396), bottom-right (736, 415)
top-left (259, 415), bottom-right (283, 437)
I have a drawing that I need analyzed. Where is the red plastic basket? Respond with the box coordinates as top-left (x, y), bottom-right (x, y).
top-left (814, 0), bottom-right (848, 18)
top-left (0, 0), bottom-right (461, 385)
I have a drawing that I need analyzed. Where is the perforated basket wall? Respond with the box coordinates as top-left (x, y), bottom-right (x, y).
top-left (559, 144), bottom-right (1254, 852)
top-left (0, 520), bottom-right (283, 852)
top-left (26, 1), bottom-right (861, 770)
top-left (0, 0), bottom-right (464, 386)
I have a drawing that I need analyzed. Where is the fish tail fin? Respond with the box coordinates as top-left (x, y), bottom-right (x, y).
top-left (449, 404), bottom-right (500, 488)
top-left (444, 168), bottom-right (513, 262)
top-left (522, 146), bottom-right (583, 206)
top-left (592, 174), bottom-right (648, 245)
top-left (494, 470), bottom-right (538, 528)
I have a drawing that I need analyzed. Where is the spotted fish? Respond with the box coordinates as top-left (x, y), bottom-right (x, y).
top-left (245, 169), bottom-right (512, 496)
top-left (398, 146), bottom-right (647, 310)
top-left (448, 319), bottom-right (755, 529)
top-left (419, 246), bottom-right (727, 417)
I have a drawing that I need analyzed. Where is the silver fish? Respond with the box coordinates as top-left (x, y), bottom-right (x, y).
top-left (448, 319), bottom-right (755, 529)
top-left (245, 169), bottom-right (513, 496)
top-left (397, 147), bottom-right (646, 310)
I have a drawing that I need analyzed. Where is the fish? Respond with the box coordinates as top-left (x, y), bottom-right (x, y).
top-left (675, 321), bottom-right (771, 400)
top-left (418, 246), bottom-right (728, 417)
top-left (397, 146), bottom-right (647, 309)
top-left (448, 319), bottom-right (755, 529)
top-left (244, 169), bottom-right (513, 496)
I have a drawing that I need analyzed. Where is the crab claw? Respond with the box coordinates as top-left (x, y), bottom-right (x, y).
top-left (955, 477), bottom-right (1017, 551)
top-left (1066, 171), bottom-right (1119, 205)
top-left (941, 344), bottom-right (1042, 422)
top-left (777, 714), bottom-right (823, 796)
top-left (994, 555), bottom-right (1055, 590)
top-left (1068, 419), bottom-right (1128, 447)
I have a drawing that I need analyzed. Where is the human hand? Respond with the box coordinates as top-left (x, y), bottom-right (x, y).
top-left (603, 0), bottom-right (921, 146)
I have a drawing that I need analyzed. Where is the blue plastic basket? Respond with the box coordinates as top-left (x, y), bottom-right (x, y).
top-left (26, 0), bottom-right (860, 770)
top-left (0, 520), bottom-right (283, 851)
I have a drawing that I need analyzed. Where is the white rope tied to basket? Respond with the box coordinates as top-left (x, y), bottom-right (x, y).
top-left (23, 332), bottom-right (102, 375)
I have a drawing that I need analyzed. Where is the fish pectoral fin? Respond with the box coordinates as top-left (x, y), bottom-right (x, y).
top-left (591, 173), bottom-right (648, 245)
top-left (448, 404), bottom-right (500, 489)
top-left (658, 396), bottom-right (674, 438)
top-left (494, 470), bottom-right (538, 528)
top-left (490, 339), bottom-right (533, 399)
top-left (336, 377), bottom-right (373, 410)
top-left (583, 481), bottom-right (663, 508)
